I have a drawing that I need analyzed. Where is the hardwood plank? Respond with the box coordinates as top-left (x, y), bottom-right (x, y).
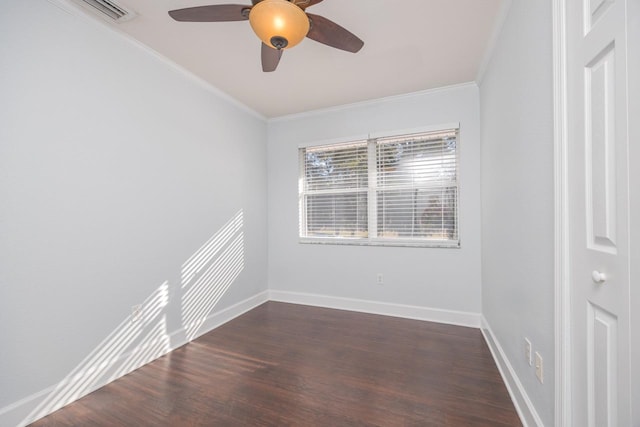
top-left (30, 302), bottom-right (522, 426)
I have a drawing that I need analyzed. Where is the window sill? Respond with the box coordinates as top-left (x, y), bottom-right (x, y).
top-left (298, 237), bottom-right (461, 249)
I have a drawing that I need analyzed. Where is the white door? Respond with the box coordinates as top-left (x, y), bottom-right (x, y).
top-left (566, 0), bottom-right (632, 425)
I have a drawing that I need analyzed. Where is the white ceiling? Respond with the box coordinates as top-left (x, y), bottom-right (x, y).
top-left (105, 0), bottom-right (504, 118)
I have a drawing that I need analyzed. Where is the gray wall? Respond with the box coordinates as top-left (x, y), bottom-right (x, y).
top-left (0, 1), bottom-right (267, 424)
top-left (267, 84), bottom-right (482, 314)
top-left (479, 1), bottom-right (555, 425)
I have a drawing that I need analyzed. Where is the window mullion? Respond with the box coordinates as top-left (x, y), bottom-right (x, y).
top-left (298, 149), bottom-right (307, 237)
top-left (367, 139), bottom-right (377, 239)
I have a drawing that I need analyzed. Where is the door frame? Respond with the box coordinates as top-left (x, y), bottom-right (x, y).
top-left (552, 0), bottom-right (571, 425)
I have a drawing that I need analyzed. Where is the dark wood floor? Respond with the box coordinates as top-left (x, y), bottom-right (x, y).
top-left (31, 302), bottom-right (522, 426)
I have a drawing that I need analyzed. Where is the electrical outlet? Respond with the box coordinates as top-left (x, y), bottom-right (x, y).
top-left (131, 304), bottom-right (142, 323)
top-left (535, 351), bottom-right (544, 383)
top-left (524, 338), bottom-right (532, 366)
top-left (376, 273), bottom-right (384, 285)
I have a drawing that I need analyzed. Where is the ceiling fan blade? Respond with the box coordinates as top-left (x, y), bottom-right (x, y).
top-left (261, 43), bottom-right (282, 72)
top-left (295, 0), bottom-right (324, 9)
top-left (168, 5), bottom-right (250, 22)
top-left (306, 13), bottom-right (364, 53)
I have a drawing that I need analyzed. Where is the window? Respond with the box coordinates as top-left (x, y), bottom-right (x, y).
top-left (299, 127), bottom-right (459, 247)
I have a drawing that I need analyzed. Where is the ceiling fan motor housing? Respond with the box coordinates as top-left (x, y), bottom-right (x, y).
top-left (270, 36), bottom-right (288, 49)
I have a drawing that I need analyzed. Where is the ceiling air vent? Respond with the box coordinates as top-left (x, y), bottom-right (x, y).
top-left (75, 0), bottom-right (136, 22)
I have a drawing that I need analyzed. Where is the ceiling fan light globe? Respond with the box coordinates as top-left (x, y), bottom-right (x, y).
top-left (249, 0), bottom-right (309, 49)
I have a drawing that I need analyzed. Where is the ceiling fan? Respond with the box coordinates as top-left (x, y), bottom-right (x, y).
top-left (168, 0), bottom-right (364, 72)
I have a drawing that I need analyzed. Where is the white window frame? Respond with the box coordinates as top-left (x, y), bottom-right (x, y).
top-left (298, 124), bottom-right (460, 248)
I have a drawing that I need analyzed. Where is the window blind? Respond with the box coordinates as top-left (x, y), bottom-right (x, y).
top-left (299, 128), bottom-right (459, 247)
top-left (376, 130), bottom-right (458, 242)
top-left (300, 141), bottom-right (369, 238)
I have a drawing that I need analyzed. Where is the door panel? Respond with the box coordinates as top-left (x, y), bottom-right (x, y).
top-left (585, 44), bottom-right (617, 252)
top-left (587, 0), bottom-right (615, 31)
top-left (587, 302), bottom-right (618, 426)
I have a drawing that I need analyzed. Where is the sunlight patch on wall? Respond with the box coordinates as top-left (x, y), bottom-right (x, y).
top-left (20, 210), bottom-right (246, 426)
top-left (23, 281), bottom-right (171, 424)
top-left (108, 317), bottom-right (171, 383)
top-left (181, 210), bottom-right (245, 341)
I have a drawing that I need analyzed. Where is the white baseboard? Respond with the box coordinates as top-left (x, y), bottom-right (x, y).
top-left (269, 290), bottom-right (481, 328)
top-left (481, 316), bottom-right (544, 427)
top-left (0, 290), bottom-right (269, 427)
